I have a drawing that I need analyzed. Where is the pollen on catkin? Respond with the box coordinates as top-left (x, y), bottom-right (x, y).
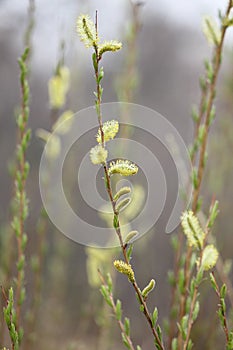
top-left (76, 14), bottom-right (98, 48)
top-left (96, 120), bottom-right (119, 143)
top-left (90, 145), bottom-right (108, 165)
top-left (99, 40), bottom-right (122, 57)
top-left (113, 260), bottom-right (135, 283)
top-left (108, 160), bottom-right (138, 176)
top-left (181, 211), bottom-right (205, 249)
top-left (201, 244), bottom-right (219, 271)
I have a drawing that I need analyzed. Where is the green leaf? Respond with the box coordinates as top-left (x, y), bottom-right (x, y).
top-left (98, 67), bottom-right (104, 83)
top-left (221, 298), bottom-right (226, 314)
top-left (113, 214), bottom-right (119, 229)
top-left (171, 338), bottom-right (178, 350)
top-left (178, 269), bottom-right (185, 294)
top-left (92, 52), bottom-right (98, 71)
top-left (139, 304), bottom-right (144, 312)
top-left (156, 325), bottom-right (162, 341)
top-left (191, 168), bottom-right (198, 190)
top-left (106, 273), bottom-right (113, 292)
top-left (197, 124), bottom-right (205, 144)
top-left (180, 314), bottom-right (189, 341)
top-left (152, 307), bottom-right (158, 327)
top-left (121, 332), bottom-right (130, 349)
top-left (187, 339), bottom-right (193, 350)
top-left (124, 317), bottom-right (130, 336)
top-left (116, 299), bottom-right (122, 321)
top-left (100, 285), bottom-right (112, 307)
top-left (192, 301), bottom-right (200, 321)
top-left (220, 284), bottom-right (227, 299)
top-left (126, 244), bottom-right (133, 261)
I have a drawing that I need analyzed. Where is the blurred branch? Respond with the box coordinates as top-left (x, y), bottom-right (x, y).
top-left (14, 46), bottom-right (31, 334)
top-left (98, 270), bottom-right (137, 350)
top-left (178, 1), bottom-right (233, 347)
top-left (24, 0), bottom-right (35, 55)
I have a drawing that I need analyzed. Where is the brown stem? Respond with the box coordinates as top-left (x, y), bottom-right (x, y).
top-left (15, 69), bottom-right (28, 330)
top-left (182, 283), bottom-right (199, 350)
top-left (93, 14), bottom-right (164, 350)
top-left (192, 0), bottom-right (232, 213)
top-left (167, 231), bottom-right (184, 348)
top-left (177, 2), bottom-right (233, 347)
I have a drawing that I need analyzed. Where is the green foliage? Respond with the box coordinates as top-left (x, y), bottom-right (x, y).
top-left (3, 288), bottom-right (20, 350)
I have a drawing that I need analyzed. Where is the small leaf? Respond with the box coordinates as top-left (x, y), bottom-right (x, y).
top-left (220, 284), bottom-right (227, 299)
top-left (152, 307), bottom-right (158, 327)
top-left (187, 339), bottom-right (193, 350)
top-left (171, 338), bottom-right (178, 350)
top-left (116, 299), bottom-right (122, 321)
top-left (192, 301), bottom-right (200, 322)
top-left (113, 214), bottom-right (119, 229)
top-left (121, 332), bottom-right (130, 349)
top-left (124, 317), bottom-right (130, 336)
top-left (126, 244), bottom-right (133, 261)
top-left (208, 200), bottom-right (219, 228)
top-left (202, 16), bottom-right (221, 45)
top-left (139, 304), bottom-right (144, 312)
top-left (92, 53), bottom-right (98, 71)
top-left (106, 274), bottom-right (113, 292)
top-left (191, 168), bottom-right (198, 190)
top-left (98, 67), bottom-right (104, 83)
top-left (156, 325), bottom-right (162, 341)
top-left (100, 285), bottom-right (112, 307)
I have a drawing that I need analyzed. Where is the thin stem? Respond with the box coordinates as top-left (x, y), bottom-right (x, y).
top-left (181, 218), bottom-right (212, 349)
top-left (93, 14), bottom-right (164, 350)
top-left (167, 231), bottom-right (184, 348)
top-left (192, 0), bottom-right (232, 212)
top-left (182, 278), bottom-right (199, 350)
top-left (177, 2), bottom-right (233, 346)
top-left (215, 255), bottom-right (233, 310)
top-left (24, 0), bottom-right (35, 54)
top-left (211, 273), bottom-right (231, 345)
top-left (15, 48), bottom-right (31, 330)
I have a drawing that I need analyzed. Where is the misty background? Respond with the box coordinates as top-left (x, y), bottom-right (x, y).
top-left (0, 0), bottom-right (233, 349)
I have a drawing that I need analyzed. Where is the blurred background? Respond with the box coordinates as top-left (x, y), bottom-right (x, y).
top-left (0, 0), bottom-right (233, 349)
